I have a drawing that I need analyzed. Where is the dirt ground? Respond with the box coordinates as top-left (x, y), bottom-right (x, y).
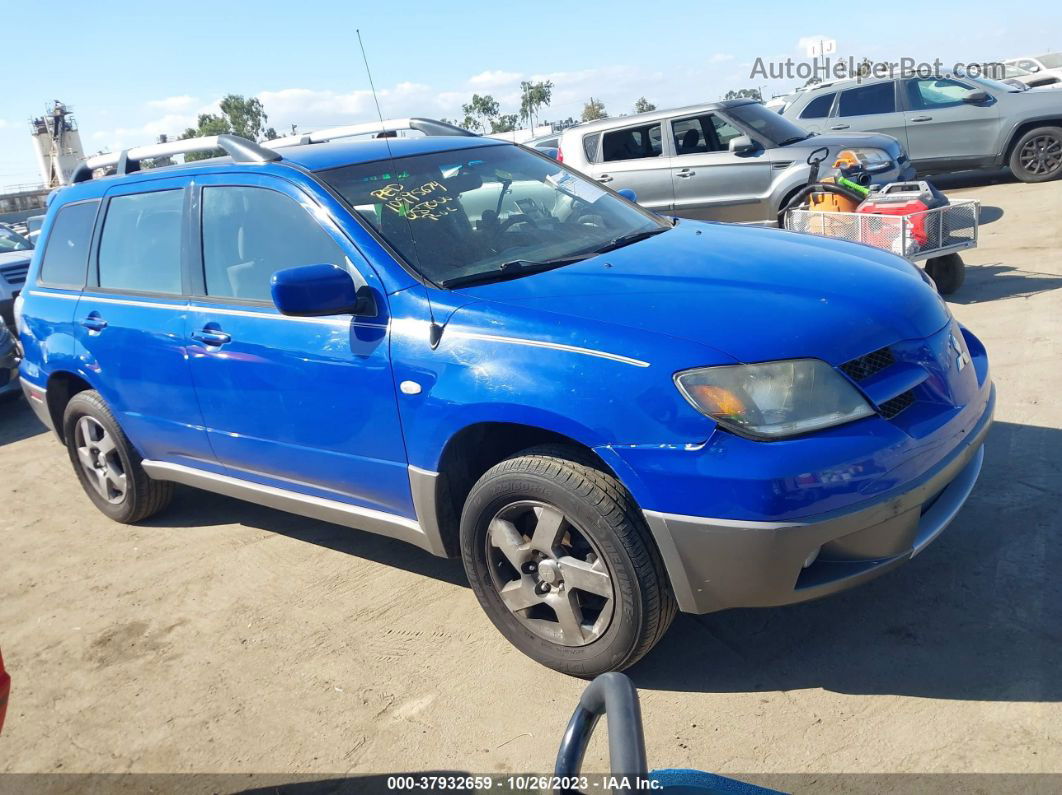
top-left (1, 173), bottom-right (1059, 791)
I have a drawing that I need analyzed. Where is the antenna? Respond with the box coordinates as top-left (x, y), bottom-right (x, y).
top-left (357, 28), bottom-right (443, 348)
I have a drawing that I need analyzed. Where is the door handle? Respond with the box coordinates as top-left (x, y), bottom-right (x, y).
top-left (910, 116), bottom-right (933, 122)
top-left (676, 168), bottom-right (696, 178)
top-left (80, 313), bottom-right (107, 332)
top-left (192, 328), bottom-right (231, 346)
top-left (597, 174), bottom-right (613, 183)
top-left (829, 124), bottom-right (850, 130)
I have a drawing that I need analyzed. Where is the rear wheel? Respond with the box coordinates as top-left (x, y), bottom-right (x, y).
top-left (925, 253), bottom-right (965, 295)
top-left (63, 390), bottom-right (173, 523)
top-left (460, 446), bottom-right (676, 676)
top-left (1009, 126), bottom-right (1062, 183)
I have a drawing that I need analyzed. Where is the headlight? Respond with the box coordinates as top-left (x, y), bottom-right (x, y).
top-left (845, 147), bottom-right (893, 173)
top-left (675, 359), bottom-right (874, 440)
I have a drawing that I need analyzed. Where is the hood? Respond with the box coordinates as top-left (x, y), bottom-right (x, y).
top-left (1000, 87), bottom-right (1062, 109)
top-left (0, 249), bottom-right (32, 265)
top-left (787, 131), bottom-right (906, 159)
top-left (454, 221), bottom-right (951, 366)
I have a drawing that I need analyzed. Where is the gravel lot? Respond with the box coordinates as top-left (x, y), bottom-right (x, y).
top-left (1, 174), bottom-right (1059, 792)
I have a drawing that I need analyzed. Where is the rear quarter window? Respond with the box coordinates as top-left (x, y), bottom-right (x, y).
top-left (581, 133), bottom-right (600, 163)
top-left (38, 200), bottom-right (100, 288)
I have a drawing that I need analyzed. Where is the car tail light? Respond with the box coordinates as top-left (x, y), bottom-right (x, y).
top-left (0, 649), bottom-right (9, 734)
top-left (556, 146), bottom-right (564, 163)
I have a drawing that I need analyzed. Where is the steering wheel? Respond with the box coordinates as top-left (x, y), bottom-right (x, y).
top-left (498, 214), bottom-right (539, 233)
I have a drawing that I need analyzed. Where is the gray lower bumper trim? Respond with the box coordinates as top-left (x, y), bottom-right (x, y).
top-left (644, 386), bottom-right (994, 614)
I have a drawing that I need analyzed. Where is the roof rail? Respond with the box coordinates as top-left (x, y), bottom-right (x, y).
top-left (267, 117), bottom-right (475, 149)
top-left (71, 133), bottom-right (281, 184)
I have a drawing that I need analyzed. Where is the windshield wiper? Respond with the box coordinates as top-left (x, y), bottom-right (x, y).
top-left (589, 227), bottom-right (669, 255)
top-left (441, 255), bottom-right (588, 288)
top-left (778, 135), bottom-right (810, 146)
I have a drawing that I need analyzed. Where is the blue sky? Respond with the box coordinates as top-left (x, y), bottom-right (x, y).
top-left (2, 0), bottom-right (1058, 186)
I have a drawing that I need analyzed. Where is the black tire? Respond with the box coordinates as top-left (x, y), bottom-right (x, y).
top-left (62, 390), bottom-right (173, 523)
top-left (1008, 125), bottom-right (1062, 183)
top-left (460, 445), bottom-right (676, 676)
top-left (925, 253), bottom-right (965, 295)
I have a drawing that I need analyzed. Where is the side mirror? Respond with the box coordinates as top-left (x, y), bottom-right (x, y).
top-left (271, 263), bottom-right (373, 317)
top-left (729, 135), bottom-right (757, 155)
top-left (964, 90), bottom-right (989, 104)
top-left (1028, 64), bottom-right (1041, 73)
top-left (617, 188), bottom-right (638, 202)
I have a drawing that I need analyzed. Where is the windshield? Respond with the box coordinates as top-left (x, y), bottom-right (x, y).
top-left (1038, 53), bottom-right (1062, 69)
top-left (0, 226), bottom-right (33, 252)
top-left (319, 144), bottom-right (666, 286)
top-left (726, 102), bottom-right (810, 145)
top-left (967, 74), bottom-right (1023, 94)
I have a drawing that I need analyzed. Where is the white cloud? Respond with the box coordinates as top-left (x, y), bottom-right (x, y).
top-left (468, 70), bottom-right (523, 89)
top-left (0, 119), bottom-right (9, 129)
top-left (146, 95), bottom-right (197, 112)
top-left (93, 113), bottom-right (199, 149)
top-left (709, 53), bottom-right (734, 63)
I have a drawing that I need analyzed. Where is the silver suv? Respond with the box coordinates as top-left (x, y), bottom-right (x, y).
top-left (557, 100), bottom-right (913, 224)
top-left (781, 74), bottom-right (1062, 182)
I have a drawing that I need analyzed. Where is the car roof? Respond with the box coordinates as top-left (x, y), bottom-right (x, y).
top-left (53, 135), bottom-right (510, 202)
top-left (567, 99), bottom-right (760, 133)
top-left (279, 135), bottom-right (506, 171)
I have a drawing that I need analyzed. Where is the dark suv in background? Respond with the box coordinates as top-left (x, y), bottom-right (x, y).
top-left (781, 73), bottom-right (1062, 182)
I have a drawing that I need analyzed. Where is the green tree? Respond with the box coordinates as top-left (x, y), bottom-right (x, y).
top-left (724, 88), bottom-right (764, 102)
top-left (461, 94), bottom-right (500, 134)
top-left (491, 114), bottom-right (519, 133)
top-left (581, 97), bottom-right (607, 122)
top-left (633, 96), bottom-right (656, 113)
top-left (519, 80), bottom-right (554, 128)
top-left (180, 94), bottom-right (272, 160)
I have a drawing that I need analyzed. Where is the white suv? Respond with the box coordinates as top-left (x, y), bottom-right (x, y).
top-left (1003, 54), bottom-right (1062, 81)
top-left (0, 224), bottom-right (33, 328)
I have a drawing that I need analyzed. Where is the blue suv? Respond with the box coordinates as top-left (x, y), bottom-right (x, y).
top-left (16, 122), bottom-right (994, 675)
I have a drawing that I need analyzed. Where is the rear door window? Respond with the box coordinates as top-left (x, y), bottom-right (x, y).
top-left (800, 92), bottom-right (836, 119)
top-left (838, 83), bottom-right (896, 116)
top-left (97, 190), bottom-right (184, 294)
top-left (38, 200), bottom-right (99, 287)
top-left (601, 123), bottom-right (663, 161)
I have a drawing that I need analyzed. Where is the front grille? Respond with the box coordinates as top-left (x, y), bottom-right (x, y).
top-left (0, 262), bottom-right (29, 286)
top-left (879, 390), bottom-right (915, 419)
top-left (840, 346), bottom-right (895, 381)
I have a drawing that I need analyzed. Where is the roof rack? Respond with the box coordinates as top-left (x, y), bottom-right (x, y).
top-left (71, 133), bottom-right (281, 184)
top-left (266, 117), bottom-right (475, 148)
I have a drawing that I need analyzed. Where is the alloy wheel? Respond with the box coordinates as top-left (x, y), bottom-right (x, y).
top-left (1019, 134), bottom-right (1062, 177)
top-left (74, 416), bottom-right (127, 504)
top-left (485, 501), bottom-right (615, 647)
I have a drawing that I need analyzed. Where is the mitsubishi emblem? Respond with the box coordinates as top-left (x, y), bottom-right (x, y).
top-left (949, 333), bottom-right (970, 372)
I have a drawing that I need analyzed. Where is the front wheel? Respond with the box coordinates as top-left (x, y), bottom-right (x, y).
top-left (460, 447), bottom-right (676, 676)
top-left (1009, 126), bottom-right (1062, 183)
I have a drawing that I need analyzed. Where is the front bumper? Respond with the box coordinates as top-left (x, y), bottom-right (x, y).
top-left (643, 384), bottom-right (994, 613)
